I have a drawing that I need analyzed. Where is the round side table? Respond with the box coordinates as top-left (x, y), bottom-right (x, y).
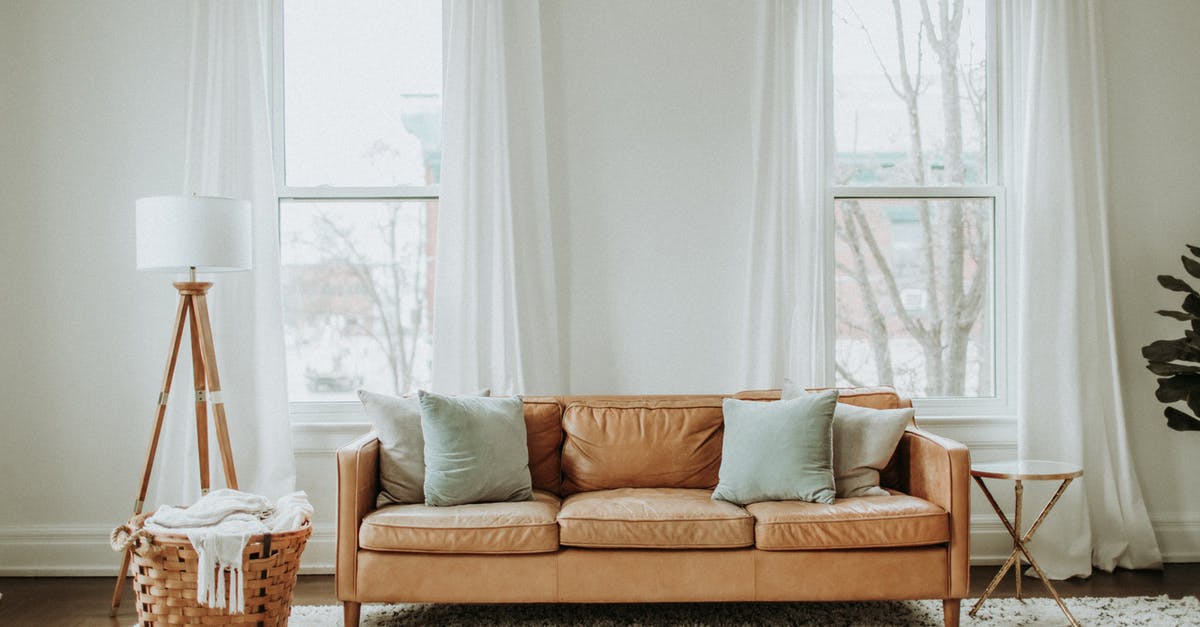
top-left (969, 459), bottom-right (1083, 627)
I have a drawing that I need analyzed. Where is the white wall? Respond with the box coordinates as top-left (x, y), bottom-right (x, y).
top-left (551, 0), bottom-right (757, 395)
top-left (1103, 0), bottom-right (1200, 561)
top-left (0, 0), bottom-right (193, 572)
top-left (0, 0), bottom-right (1196, 575)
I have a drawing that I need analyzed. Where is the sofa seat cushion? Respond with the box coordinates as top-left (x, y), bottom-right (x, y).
top-left (746, 491), bottom-right (949, 550)
top-left (557, 488), bottom-right (754, 549)
top-left (360, 489), bottom-right (560, 554)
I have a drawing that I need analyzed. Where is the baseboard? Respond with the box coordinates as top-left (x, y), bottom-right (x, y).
top-left (0, 525), bottom-right (121, 576)
top-left (1151, 514), bottom-right (1200, 562)
top-left (298, 525), bottom-right (336, 574)
top-left (966, 515), bottom-right (1017, 565)
top-left (2, 517), bottom-right (1193, 576)
top-left (0, 523), bottom-right (337, 577)
top-left (967, 513), bottom-right (1200, 566)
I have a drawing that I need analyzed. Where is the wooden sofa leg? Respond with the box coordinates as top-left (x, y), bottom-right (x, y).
top-left (942, 599), bottom-right (960, 627)
top-left (343, 601), bottom-right (361, 626)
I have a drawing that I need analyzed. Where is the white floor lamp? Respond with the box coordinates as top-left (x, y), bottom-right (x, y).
top-left (109, 194), bottom-right (252, 615)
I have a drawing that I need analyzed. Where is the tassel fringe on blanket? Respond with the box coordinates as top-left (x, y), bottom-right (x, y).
top-left (121, 489), bottom-right (314, 614)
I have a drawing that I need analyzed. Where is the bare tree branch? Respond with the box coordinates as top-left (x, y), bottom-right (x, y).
top-left (315, 211), bottom-right (407, 393)
top-left (918, 0), bottom-right (943, 50)
top-left (891, 0), bottom-right (917, 98)
top-left (836, 363), bottom-right (868, 388)
top-left (840, 202), bottom-right (896, 385)
top-left (849, 205), bottom-right (931, 343)
top-left (845, 4), bottom-right (906, 101)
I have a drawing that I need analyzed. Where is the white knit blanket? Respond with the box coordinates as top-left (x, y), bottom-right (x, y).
top-left (145, 489), bottom-right (313, 613)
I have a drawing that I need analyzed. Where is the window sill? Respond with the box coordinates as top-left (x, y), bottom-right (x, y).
top-left (291, 420), bottom-right (372, 456)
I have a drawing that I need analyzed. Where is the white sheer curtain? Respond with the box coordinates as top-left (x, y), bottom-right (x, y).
top-left (152, 0), bottom-right (295, 504)
top-left (741, 0), bottom-right (829, 389)
top-left (432, 1), bottom-right (564, 395)
top-left (1006, 0), bottom-right (1162, 578)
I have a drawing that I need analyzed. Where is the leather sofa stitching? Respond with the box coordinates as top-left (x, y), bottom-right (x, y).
top-left (367, 522), bottom-right (559, 531)
top-left (563, 400), bottom-right (725, 410)
top-left (558, 541), bottom-right (754, 549)
top-left (558, 516), bottom-right (753, 523)
top-left (754, 512), bottom-right (946, 524)
top-left (756, 538), bottom-right (950, 550)
top-left (359, 545), bottom-right (559, 554)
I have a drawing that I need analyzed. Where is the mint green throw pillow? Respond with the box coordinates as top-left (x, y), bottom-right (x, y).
top-left (419, 390), bottom-right (533, 507)
top-left (712, 390), bottom-right (839, 506)
top-left (782, 382), bottom-right (914, 497)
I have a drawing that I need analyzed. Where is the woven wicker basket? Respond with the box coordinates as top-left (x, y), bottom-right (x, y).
top-left (123, 513), bottom-right (311, 626)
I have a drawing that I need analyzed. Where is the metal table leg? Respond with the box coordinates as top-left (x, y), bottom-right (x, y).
top-left (969, 475), bottom-right (1080, 627)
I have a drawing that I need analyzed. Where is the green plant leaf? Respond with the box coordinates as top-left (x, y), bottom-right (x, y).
top-left (1147, 361), bottom-right (1200, 376)
top-left (1148, 245), bottom-right (1200, 432)
top-left (1159, 274), bottom-right (1197, 294)
top-left (1157, 310), bottom-right (1199, 321)
top-left (1165, 406), bottom-right (1200, 431)
top-left (1142, 338), bottom-right (1200, 362)
top-left (1185, 293), bottom-right (1200, 316)
top-left (1156, 374), bottom-right (1200, 403)
top-left (1184, 256), bottom-right (1200, 280)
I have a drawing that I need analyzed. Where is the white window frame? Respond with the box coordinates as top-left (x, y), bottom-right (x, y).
top-left (824, 0), bottom-right (1014, 418)
top-left (271, 0), bottom-right (441, 423)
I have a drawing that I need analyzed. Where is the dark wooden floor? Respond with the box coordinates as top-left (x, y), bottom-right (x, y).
top-left (1, 565), bottom-right (1197, 626)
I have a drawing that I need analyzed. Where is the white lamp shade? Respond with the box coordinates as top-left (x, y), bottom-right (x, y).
top-left (136, 195), bottom-right (252, 272)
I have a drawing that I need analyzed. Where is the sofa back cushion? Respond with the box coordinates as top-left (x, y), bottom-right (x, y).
top-left (522, 397), bottom-right (564, 494)
top-left (733, 386), bottom-right (910, 410)
top-left (559, 396), bottom-right (725, 495)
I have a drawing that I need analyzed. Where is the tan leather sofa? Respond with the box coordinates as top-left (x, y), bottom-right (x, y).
top-left (336, 387), bottom-right (970, 626)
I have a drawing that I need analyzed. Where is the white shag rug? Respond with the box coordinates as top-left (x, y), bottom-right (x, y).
top-left (289, 596), bottom-right (1200, 626)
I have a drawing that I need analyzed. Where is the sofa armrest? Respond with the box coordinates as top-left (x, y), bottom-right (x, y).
top-left (902, 426), bottom-right (971, 598)
top-left (336, 432), bottom-right (380, 602)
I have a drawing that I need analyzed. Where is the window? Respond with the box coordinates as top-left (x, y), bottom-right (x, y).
top-left (275, 0), bottom-right (442, 409)
top-left (830, 0), bottom-right (1006, 407)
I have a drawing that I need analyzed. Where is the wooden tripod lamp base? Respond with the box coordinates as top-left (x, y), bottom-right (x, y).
top-left (109, 280), bottom-right (241, 616)
top-left (116, 194), bottom-right (253, 617)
